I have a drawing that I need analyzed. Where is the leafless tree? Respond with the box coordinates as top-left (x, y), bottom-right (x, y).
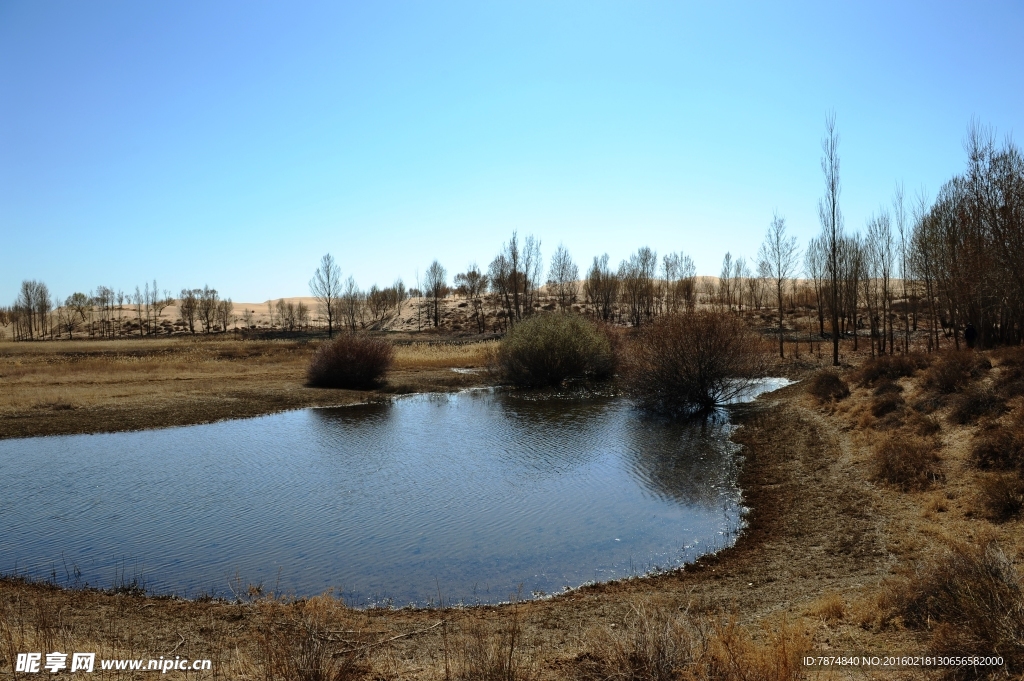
top-left (310, 253), bottom-right (342, 338)
top-left (425, 260), bottom-right (448, 328)
top-left (662, 252), bottom-right (696, 312)
top-left (619, 247), bottom-right (658, 326)
top-left (217, 298), bottom-right (234, 332)
top-left (179, 289), bottom-right (200, 334)
top-left (341, 276), bottom-right (363, 331)
top-left (718, 252), bottom-right (733, 312)
top-left (197, 286), bottom-right (220, 333)
top-left (584, 254), bottom-right (619, 321)
top-left (547, 244), bottom-right (578, 312)
top-left (454, 264), bottom-right (489, 333)
top-left (819, 111), bottom-right (844, 365)
top-left (758, 213), bottom-right (800, 357)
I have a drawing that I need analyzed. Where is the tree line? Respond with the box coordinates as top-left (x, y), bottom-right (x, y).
top-left (6, 118), bottom-right (1019, 354)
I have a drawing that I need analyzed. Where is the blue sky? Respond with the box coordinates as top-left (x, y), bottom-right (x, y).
top-left (1, 1), bottom-right (1022, 303)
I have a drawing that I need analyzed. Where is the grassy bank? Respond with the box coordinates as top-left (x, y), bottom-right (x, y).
top-left (4, 336), bottom-right (1024, 678)
top-left (0, 335), bottom-right (495, 439)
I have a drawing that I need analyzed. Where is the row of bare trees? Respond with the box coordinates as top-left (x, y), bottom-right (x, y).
top-left (1, 280), bottom-right (180, 340)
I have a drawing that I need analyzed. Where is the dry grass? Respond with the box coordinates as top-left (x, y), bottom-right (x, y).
top-left (0, 336), bottom-right (495, 438)
top-left (872, 433), bottom-right (943, 491)
top-left (804, 591), bottom-right (845, 622)
top-left (885, 540), bottom-right (1024, 674)
top-left (392, 341), bottom-right (496, 370)
top-left (573, 603), bottom-right (808, 681)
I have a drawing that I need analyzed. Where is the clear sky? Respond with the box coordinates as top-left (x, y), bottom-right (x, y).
top-left (1, 1), bottom-right (1022, 303)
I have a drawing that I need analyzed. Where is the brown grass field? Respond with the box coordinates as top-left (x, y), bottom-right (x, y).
top-left (0, 335), bottom-right (496, 439)
top-left (3, 331), bottom-right (1024, 679)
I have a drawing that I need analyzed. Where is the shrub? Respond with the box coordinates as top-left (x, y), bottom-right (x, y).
top-left (979, 474), bottom-right (1024, 522)
top-left (948, 388), bottom-right (1007, 425)
top-left (623, 310), bottom-right (769, 417)
top-left (854, 353), bottom-right (921, 387)
top-left (872, 379), bottom-right (903, 396)
top-left (871, 393), bottom-right (905, 418)
top-left (807, 371), bottom-right (849, 402)
top-left (889, 541), bottom-right (1024, 672)
top-left (495, 314), bottom-right (615, 387)
top-left (871, 435), bottom-right (942, 491)
top-left (307, 334), bottom-right (394, 389)
top-left (995, 362), bottom-right (1024, 399)
top-left (972, 425), bottom-right (1024, 471)
top-left (924, 351), bottom-right (990, 394)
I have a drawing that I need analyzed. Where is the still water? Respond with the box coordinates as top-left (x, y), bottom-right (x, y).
top-left (0, 384), bottom-right (785, 606)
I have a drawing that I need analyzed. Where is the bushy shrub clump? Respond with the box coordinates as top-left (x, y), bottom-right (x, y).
top-left (624, 310), bottom-right (768, 417)
top-left (807, 371), bottom-right (850, 402)
top-left (949, 387), bottom-right (1007, 425)
top-left (888, 541), bottom-right (1024, 670)
top-left (871, 393), bottom-right (905, 418)
top-left (924, 351), bottom-right (990, 394)
top-left (495, 313), bottom-right (615, 387)
top-left (871, 434), bottom-right (942, 491)
top-left (980, 474), bottom-right (1024, 522)
top-left (855, 353), bottom-right (925, 387)
top-left (307, 333), bottom-right (394, 389)
top-left (972, 424), bottom-right (1024, 471)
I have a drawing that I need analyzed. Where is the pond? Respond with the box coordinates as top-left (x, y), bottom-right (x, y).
top-left (0, 382), bottom-right (787, 606)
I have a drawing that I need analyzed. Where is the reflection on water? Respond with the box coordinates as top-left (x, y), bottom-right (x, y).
top-left (0, 385), bottom-right (785, 606)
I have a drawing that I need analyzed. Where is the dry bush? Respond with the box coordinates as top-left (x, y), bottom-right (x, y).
top-left (854, 353), bottom-right (923, 386)
top-left (872, 378), bottom-right (904, 396)
top-left (624, 310), bottom-right (769, 417)
top-left (924, 351), bottom-right (991, 394)
top-left (454, 605), bottom-right (534, 681)
top-left (806, 371), bottom-right (849, 402)
top-left (948, 387), bottom-right (1007, 425)
top-left (872, 434), bottom-right (942, 491)
top-left (871, 393), bottom-right (905, 418)
top-left (971, 424), bottom-right (1024, 471)
top-left (995, 363), bottom-right (1024, 399)
top-left (254, 596), bottom-right (369, 681)
top-left (805, 592), bottom-right (845, 622)
top-left (888, 541), bottom-right (1024, 674)
top-left (574, 603), bottom-right (807, 681)
top-left (495, 314), bottom-right (615, 388)
top-left (978, 473), bottom-right (1024, 522)
top-left (907, 411), bottom-right (942, 436)
top-left (307, 334), bottom-right (394, 389)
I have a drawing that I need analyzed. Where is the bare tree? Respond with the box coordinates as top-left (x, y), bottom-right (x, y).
top-left (758, 213), bottom-right (800, 358)
top-left (819, 111), bottom-right (844, 365)
top-left (547, 244), bottom-right (579, 312)
top-left (198, 286), bottom-right (220, 333)
top-left (454, 264), bottom-right (489, 333)
top-left (217, 298), bottom-right (234, 332)
top-left (425, 260), bottom-right (448, 328)
top-left (341, 276), bottom-right (363, 331)
top-left (179, 289), bottom-right (200, 334)
top-left (584, 254), bottom-right (619, 321)
top-left (310, 253), bottom-right (342, 338)
top-left (620, 247), bottom-right (658, 326)
top-left (718, 253), bottom-right (733, 312)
